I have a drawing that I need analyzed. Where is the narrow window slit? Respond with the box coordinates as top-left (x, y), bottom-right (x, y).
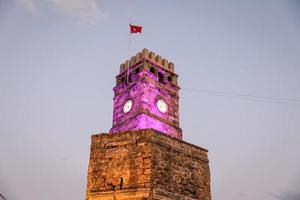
top-left (120, 177), bottom-right (123, 190)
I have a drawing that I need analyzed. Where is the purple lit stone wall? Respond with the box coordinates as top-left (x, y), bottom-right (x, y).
top-left (111, 114), bottom-right (181, 138)
top-left (110, 49), bottom-right (182, 139)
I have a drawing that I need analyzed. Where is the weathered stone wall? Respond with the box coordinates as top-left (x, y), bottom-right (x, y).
top-left (86, 130), bottom-right (153, 200)
top-left (86, 129), bottom-right (211, 200)
top-left (149, 132), bottom-right (211, 200)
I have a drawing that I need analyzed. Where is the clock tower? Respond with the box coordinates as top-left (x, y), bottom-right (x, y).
top-left (110, 48), bottom-right (182, 139)
top-left (86, 49), bottom-right (211, 200)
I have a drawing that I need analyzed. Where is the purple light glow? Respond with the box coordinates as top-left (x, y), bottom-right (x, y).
top-left (110, 58), bottom-right (182, 139)
top-left (110, 114), bottom-right (182, 139)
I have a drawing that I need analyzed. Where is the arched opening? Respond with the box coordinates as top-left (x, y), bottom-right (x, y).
top-left (150, 67), bottom-right (156, 74)
top-left (135, 67), bottom-right (140, 74)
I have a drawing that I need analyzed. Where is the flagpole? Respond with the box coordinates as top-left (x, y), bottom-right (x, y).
top-left (127, 24), bottom-right (132, 84)
top-left (128, 31), bottom-right (132, 50)
top-left (126, 23), bottom-right (142, 84)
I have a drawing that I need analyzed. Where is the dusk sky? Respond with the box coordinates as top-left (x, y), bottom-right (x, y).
top-left (1, 1), bottom-right (300, 200)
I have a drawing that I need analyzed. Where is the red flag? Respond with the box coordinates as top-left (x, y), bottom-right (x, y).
top-left (130, 24), bottom-right (142, 33)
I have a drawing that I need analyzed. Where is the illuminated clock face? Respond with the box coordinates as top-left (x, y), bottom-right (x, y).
top-left (157, 99), bottom-right (168, 113)
top-left (123, 100), bottom-right (133, 113)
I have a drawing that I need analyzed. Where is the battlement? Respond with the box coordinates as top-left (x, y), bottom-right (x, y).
top-left (120, 48), bottom-right (175, 73)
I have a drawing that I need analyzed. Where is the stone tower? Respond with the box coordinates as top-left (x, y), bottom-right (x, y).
top-left (86, 49), bottom-right (212, 200)
top-left (110, 48), bottom-right (181, 139)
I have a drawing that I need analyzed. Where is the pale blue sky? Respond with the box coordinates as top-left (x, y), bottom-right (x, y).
top-left (1, 1), bottom-right (300, 200)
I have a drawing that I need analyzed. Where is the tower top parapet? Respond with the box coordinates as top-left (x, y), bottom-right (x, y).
top-left (119, 48), bottom-right (175, 73)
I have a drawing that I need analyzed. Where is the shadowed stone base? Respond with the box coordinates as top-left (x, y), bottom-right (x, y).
top-left (88, 188), bottom-right (150, 200)
top-left (86, 129), bottom-right (211, 200)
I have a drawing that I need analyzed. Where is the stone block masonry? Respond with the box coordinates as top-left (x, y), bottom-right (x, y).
top-left (86, 129), bottom-right (211, 200)
top-left (111, 48), bottom-right (182, 139)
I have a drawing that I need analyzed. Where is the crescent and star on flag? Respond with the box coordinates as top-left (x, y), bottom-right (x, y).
top-left (130, 24), bottom-right (142, 34)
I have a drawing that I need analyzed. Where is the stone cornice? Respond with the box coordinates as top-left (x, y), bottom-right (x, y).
top-left (91, 129), bottom-right (209, 155)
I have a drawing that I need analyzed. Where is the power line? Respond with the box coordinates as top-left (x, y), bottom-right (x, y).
top-left (0, 194), bottom-right (7, 200)
top-left (181, 87), bottom-right (300, 107)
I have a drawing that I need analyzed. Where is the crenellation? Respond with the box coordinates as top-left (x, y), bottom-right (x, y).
top-left (142, 48), bottom-right (149, 58)
top-left (149, 51), bottom-right (155, 61)
top-left (162, 58), bottom-right (168, 68)
top-left (125, 60), bottom-right (129, 68)
top-left (168, 62), bottom-right (174, 71)
top-left (136, 52), bottom-right (142, 62)
top-left (155, 55), bottom-right (162, 65)
top-left (120, 63), bottom-right (125, 72)
top-left (119, 48), bottom-right (175, 73)
top-left (130, 56), bottom-right (136, 66)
